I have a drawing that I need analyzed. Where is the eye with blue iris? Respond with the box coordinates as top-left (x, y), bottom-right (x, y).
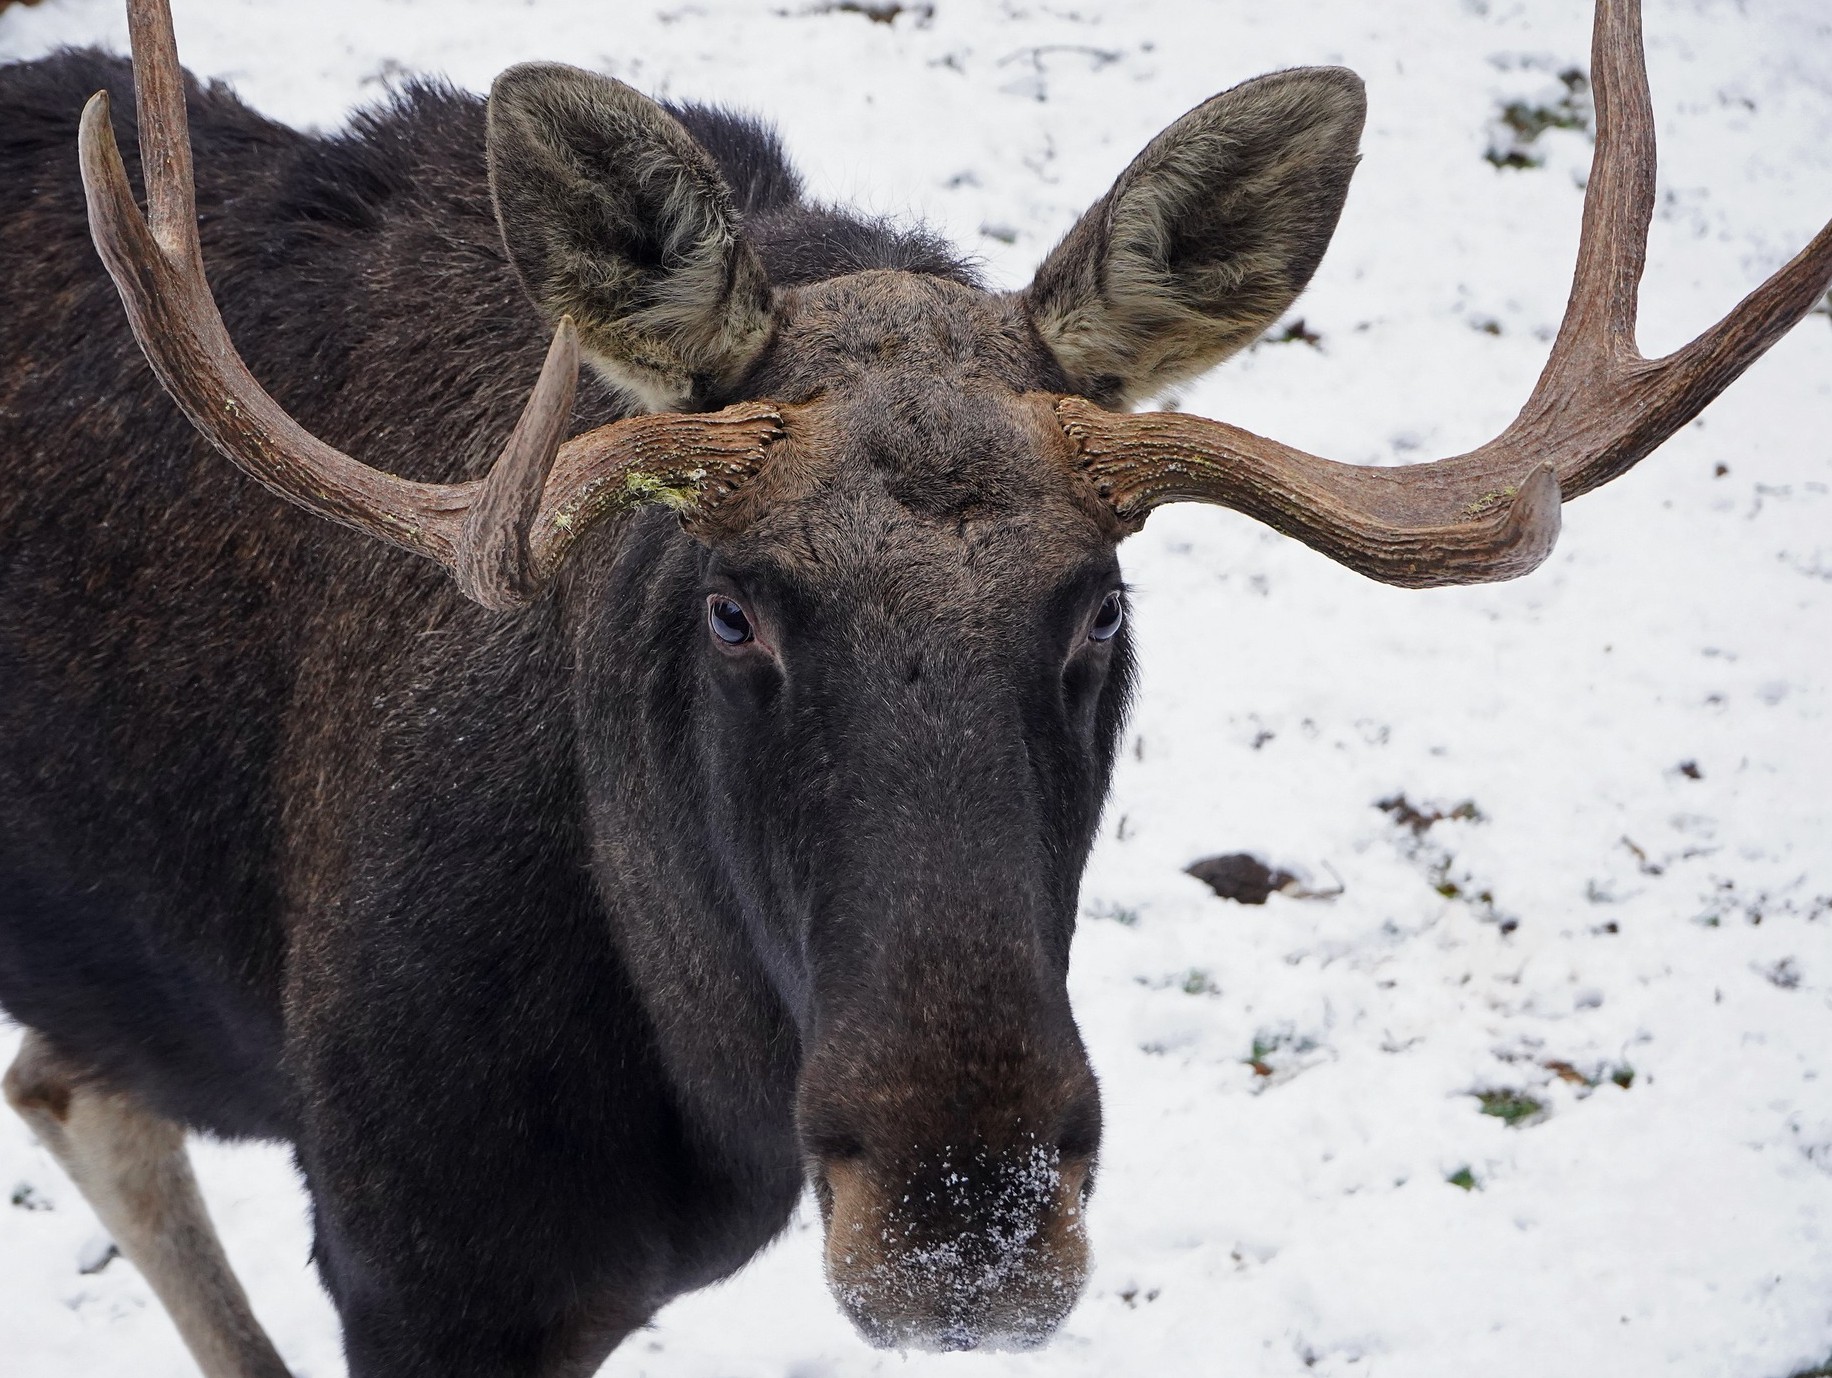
top-left (1089, 590), bottom-right (1124, 642)
top-left (707, 596), bottom-right (754, 646)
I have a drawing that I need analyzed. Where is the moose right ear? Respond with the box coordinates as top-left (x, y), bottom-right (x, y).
top-left (487, 63), bottom-right (775, 412)
top-left (1023, 67), bottom-right (1365, 408)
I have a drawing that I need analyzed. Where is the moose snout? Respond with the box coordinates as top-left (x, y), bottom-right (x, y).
top-left (795, 795), bottom-right (1102, 1349)
top-left (801, 1055), bottom-right (1101, 1352)
top-left (814, 1140), bottom-right (1094, 1351)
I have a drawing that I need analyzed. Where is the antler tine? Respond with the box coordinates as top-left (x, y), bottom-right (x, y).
top-left (83, 0), bottom-right (785, 610)
top-left (1057, 0), bottom-right (1832, 588)
top-left (79, 0), bottom-right (474, 567)
top-left (1646, 215), bottom-right (1832, 461)
top-left (1551, 0), bottom-right (1654, 373)
top-left (122, 0), bottom-right (199, 269)
top-left (1504, 0), bottom-right (1832, 500)
top-left (455, 318), bottom-right (580, 609)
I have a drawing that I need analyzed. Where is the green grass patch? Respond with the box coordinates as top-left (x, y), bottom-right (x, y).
top-left (1485, 68), bottom-right (1592, 170)
top-left (1246, 1035), bottom-right (1277, 1077)
top-left (1477, 1090), bottom-right (1546, 1128)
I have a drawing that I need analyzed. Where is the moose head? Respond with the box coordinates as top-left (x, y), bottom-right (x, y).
top-left (79, 0), bottom-right (1832, 1352)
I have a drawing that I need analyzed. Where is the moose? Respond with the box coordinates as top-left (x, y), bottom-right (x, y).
top-left (1, 0), bottom-right (1827, 1372)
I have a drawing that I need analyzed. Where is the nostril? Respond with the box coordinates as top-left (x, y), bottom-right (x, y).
top-left (805, 1130), bottom-right (866, 1164)
top-left (1055, 1096), bottom-right (1102, 1163)
top-left (799, 1096), bottom-right (869, 1166)
top-left (1057, 1129), bottom-right (1097, 1162)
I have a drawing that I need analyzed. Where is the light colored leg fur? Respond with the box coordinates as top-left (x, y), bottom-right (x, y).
top-left (4, 1031), bottom-right (292, 1378)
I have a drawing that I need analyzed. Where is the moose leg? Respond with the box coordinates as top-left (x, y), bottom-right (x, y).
top-left (4, 1030), bottom-right (292, 1378)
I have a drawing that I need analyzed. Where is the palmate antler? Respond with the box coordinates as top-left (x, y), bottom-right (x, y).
top-left (1055, 0), bottom-right (1832, 588)
top-left (81, 0), bottom-right (784, 610)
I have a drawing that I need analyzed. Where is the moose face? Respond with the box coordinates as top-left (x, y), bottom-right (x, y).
top-left (480, 60), bottom-right (1363, 1352)
top-left (685, 273), bottom-right (1132, 1349)
top-left (567, 274), bottom-right (1133, 1348)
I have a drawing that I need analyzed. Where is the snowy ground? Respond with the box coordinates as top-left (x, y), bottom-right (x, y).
top-left (3, 0), bottom-right (1830, 1374)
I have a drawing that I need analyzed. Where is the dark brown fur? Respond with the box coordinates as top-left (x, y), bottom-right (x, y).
top-left (0, 47), bottom-right (1360, 1370)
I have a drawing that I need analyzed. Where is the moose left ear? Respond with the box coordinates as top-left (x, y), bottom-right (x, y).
top-left (487, 62), bottom-right (775, 412)
top-left (1023, 67), bottom-right (1365, 407)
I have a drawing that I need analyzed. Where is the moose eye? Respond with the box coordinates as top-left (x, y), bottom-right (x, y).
top-left (707, 596), bottom-right (754, 646)
top-left (1089, 591), bottom-right (1124, 642)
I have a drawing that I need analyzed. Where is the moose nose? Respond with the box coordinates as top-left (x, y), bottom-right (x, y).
top-left (813, 1138), bottom-right (1095, 1352)
top-left (803, 1064), bottom-right (1101, 1354)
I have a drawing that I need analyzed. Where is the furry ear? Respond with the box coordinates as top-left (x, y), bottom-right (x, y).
top-left (1023, 67), bottom-right (1365, 407)
top-left (487, 63), bottom-right (774, 412)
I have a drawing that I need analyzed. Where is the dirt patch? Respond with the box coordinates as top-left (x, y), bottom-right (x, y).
top-left (1186, 853), bottom-right (1296, 905)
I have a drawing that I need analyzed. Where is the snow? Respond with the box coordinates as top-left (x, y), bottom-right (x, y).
top-left (2, 0), bottom-right (1829, 1374)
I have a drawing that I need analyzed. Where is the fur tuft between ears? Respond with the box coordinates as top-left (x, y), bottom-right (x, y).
top-left (1024, 67), bottom-right (1366, 408)
top-left (487, 63), bottom-right (774, 412)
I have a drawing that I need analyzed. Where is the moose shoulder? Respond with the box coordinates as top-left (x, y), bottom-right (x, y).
top-left (1, 0), bottom-right (1827, 1374)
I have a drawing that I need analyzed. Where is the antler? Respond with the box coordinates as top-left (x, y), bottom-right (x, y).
top-left (81, 0), bottom-right (782, 611)
top-left (1056, 0), bottom-right (1832, 589)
